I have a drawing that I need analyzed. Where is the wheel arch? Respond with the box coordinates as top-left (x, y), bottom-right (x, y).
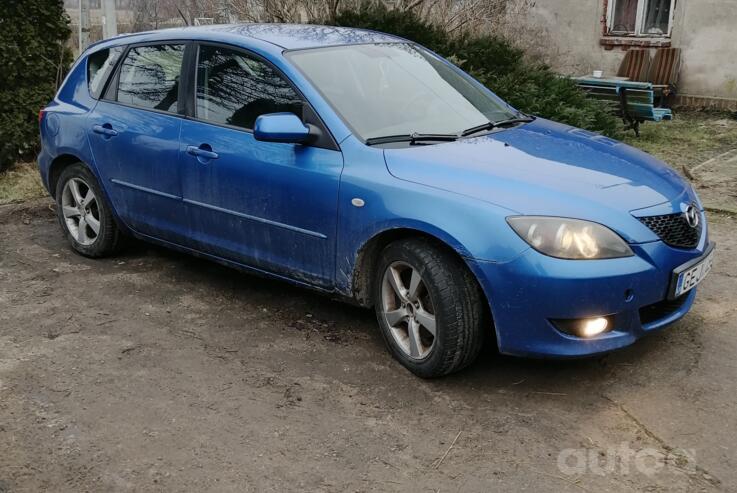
top-left (47, 154), bottom-right (87, 198)
top-left (350, 226), bottom-right (497, 346)
top-left (46, 153), bottom-right (130, 236)
top-left (351, 227), bottom-right (475, 303)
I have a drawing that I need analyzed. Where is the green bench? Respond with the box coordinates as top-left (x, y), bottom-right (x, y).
top-left (574, 77), bottom-right (673, 136)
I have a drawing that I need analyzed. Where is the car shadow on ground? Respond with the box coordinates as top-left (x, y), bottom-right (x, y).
top-left (111, 232), bottom-right (674, 394)
top-left (10, 200), bottom-right (681, 399)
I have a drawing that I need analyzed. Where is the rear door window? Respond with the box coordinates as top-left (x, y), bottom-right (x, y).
top-left (116, 44), bottom-right (185, 113)
top-left (87, 46), bottom-right (124, 99)
top-left (195, 45), bottom-right (303, 130)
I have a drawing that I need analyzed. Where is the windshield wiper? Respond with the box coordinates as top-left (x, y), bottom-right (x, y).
top-left (364, 116), bottom-right (535, 146)
top-left (460, 116), bottom-right (536, 138)
top-left (365, 132), bottom-right (459, 146)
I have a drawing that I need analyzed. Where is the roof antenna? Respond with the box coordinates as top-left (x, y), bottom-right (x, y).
top-left (177, 7), bottom-right (190, 26)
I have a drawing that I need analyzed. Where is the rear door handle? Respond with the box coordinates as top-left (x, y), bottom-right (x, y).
top-left (186, 145), bottom-right (219, 161)
top-left (92, 124), bottom-right (118, 137)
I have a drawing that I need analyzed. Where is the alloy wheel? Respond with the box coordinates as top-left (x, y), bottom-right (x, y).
top-left (61, 177), bottom-right (101, 246)
top-left (381, 261), bottom-right (437, 360)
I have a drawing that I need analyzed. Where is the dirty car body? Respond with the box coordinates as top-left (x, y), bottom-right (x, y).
top-left (38, 24), bottom-right (714, 375)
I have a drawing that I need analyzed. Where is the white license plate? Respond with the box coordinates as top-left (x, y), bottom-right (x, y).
top-left (673, 247), bottom-right (715, 298)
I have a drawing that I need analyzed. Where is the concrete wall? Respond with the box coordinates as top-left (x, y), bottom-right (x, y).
top-left (520, 0), bottom-right (737, 102)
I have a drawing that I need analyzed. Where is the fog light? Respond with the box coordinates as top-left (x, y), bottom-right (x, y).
top-left (552, 316), bottom-right (614, 338)
top-left (581, 317), bottom-right (608, 337)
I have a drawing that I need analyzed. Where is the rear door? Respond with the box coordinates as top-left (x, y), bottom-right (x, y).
top-left (177, 43), bottom-right (344, 287)
top-left (87, 42), bottom-right (187, 240)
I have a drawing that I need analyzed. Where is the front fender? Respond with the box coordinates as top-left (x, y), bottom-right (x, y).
top-left (334, 136), bottom-right (530, 296)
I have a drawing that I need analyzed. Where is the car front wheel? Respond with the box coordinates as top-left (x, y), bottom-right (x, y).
top-left (374, 239), bottom-right (485, 378)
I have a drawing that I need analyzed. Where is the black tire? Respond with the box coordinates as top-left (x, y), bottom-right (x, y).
top-left (373, 239), bottom-right (485, 378)
top-left (55, 163), bottom-right (121, 257)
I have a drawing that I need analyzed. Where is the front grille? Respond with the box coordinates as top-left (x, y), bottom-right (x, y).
top-left (639, 294), bottom-right (689, 326)
top-left (638, 213), bottom-right (701, 249)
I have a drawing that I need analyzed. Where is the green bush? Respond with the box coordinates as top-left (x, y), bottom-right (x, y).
top-left (0, 0), bottom-right (72, 170)
top-left (334, 5), bottom-right (619, 136)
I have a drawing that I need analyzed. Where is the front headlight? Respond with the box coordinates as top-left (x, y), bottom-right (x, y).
top-left (507, 216), bottom-right (634, 260)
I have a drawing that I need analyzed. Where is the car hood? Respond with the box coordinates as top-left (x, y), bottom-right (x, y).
top-left (383, 118), bottom-right (697, 241)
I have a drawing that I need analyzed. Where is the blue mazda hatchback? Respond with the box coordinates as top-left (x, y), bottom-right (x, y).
top-left (39, 24), bottom-right (714, 377)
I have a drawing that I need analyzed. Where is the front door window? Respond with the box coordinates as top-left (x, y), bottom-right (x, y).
top-left (195, 45), bottom-right (302, 130)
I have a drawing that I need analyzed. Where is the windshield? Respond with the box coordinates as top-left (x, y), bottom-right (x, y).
top-left (287, 43), bottom-right (517, 141)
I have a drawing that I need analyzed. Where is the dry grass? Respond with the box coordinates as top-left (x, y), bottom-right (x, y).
top-left (621, 110), bottom-right (737, 170)
top-left (0, 162), bottom-right (47, 205)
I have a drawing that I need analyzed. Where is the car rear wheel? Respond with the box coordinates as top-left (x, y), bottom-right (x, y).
top-left (374, 239), bottom-right (485, 378)
top-left (55, 163), bottom-right (121, 257)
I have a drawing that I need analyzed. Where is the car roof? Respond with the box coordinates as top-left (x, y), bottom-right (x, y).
top-left (94, 23), bottom-right (405, 51)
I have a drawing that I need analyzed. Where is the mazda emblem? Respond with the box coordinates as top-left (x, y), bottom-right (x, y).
top-left (684, 204), bottom-right (699, 229)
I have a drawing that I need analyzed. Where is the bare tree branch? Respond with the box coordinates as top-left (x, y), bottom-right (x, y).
top-left (126, 0), bottom-right (535, 40)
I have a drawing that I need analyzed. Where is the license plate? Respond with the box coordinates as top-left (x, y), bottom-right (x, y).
top-left (670, 244), bottom-right (715, 299)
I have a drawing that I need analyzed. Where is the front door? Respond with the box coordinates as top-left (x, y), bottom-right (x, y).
top-left (178, 44), bottom-right (343, 287)
top-left (88, 43), bottom-right (186, 241)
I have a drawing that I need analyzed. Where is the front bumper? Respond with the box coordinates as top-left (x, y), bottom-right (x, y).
top-left (472, 236), bottom-right (712, 358)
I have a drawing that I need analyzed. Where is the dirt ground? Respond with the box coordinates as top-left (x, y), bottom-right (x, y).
top-left (1, 197), bottom-right (736, 492)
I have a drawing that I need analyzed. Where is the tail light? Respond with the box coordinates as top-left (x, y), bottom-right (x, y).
top-left (39, 109), bottom-right (46, 126)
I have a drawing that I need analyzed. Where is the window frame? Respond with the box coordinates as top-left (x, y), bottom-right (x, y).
top-left (102, 40), bottom-right (192, 118)
top-left (605, 0), bottom-right (676, 38)
top-left (190, 42), bottom-right (302, 132)
top-left (184, 41), bottom-right (338, 150)
top-left (86, 46), bottom-right (125, 100)
top-left (98, 39), bottom-right (338, 150)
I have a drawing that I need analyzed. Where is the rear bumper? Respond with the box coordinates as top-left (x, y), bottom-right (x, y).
top-left (471, 237), bottom-right (711, 358)
top-left (37, 148), bottom-right (54, 195)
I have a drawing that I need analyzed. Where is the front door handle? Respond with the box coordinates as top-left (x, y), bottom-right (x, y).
top-left (92, 124), bottom-right (118, 137)
top-left (186, 145), bottom-right (219, 161)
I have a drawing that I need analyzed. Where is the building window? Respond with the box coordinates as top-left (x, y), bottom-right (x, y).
top-left (606, 0), bottom-right (675, 37)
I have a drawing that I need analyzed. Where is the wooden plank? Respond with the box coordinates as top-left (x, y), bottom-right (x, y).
top-left (574, 77), bottom-right (653, 90)
top-left (574, 78), bottom-right (665, 122)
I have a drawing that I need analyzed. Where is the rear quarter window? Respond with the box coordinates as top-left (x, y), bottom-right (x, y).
top-left (87, 46), bottom-right (124, 99)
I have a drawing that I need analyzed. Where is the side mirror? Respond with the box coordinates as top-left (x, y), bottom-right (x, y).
top-left (253, 112), bottom-right (311, 144)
